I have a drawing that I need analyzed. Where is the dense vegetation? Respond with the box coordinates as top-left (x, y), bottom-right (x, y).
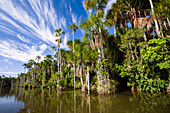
top-left (0, 75), bottom-right (16, 87)
top-left (11, 0), bottom-right (170, 94)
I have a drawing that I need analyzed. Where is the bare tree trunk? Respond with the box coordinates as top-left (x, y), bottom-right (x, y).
top-left (167, 17), bottom-right (170, 27)
top-left (87, 66), bottom-right (90, 94)
top-left (164, 21), bottom-right (167, 30)
top-left (99, 27), bottom-right (104, 60)
top-left (60, 49), bottom-right (62, 79)
top-left (58, 49), bottom-right (59, 74)
top-left (86, 70), bottom-right (88, 86)
top-left (97, 48), bottom-right (102, 88)
top-left (80, 64), bottom-right (83, 86)
top-left (149, 0), bottom-right (161, 38)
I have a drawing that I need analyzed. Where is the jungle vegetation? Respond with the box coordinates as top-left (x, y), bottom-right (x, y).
top-left (0, 75), bottom-right (16, 88)
top-left (10, 0), bottom-right (170, 94)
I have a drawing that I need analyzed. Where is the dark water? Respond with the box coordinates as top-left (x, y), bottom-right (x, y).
top-left (0, 87), bottom-right (170, 113)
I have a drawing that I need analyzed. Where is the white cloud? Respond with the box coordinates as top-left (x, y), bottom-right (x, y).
top-left (0, 0), bottom-right (72, 62)
top-left (69, 3), bottom-right (78, 25)
top-left (71, 13), bottom-right (78, 24)
top-left (0, 72), bottom-right (19, 74)
top-left (0, 0), bottom-right (65, 46)
top-left (0, 39), bottom-right (47, 62)
top-left (69, 4), bottom-right (72, 12)
top-left (60, 33), bottom-right (69, 50)
top-left (17, 34), bottom-right (31, 43)
top-left (59, 17), bottom-right (67, 29)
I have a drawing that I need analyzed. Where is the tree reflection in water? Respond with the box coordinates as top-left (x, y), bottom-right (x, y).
top-left (129, 92), bottom-right (170, 113)
top-left (0, 88), bottom-right (170, 113)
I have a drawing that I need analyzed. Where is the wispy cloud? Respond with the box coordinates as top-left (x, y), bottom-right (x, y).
top-left (0, 0), bottom-right (70, 62)
top-left (71, 13), bottom-right (78, 24)
top-left (0, 0), bottom-right (68, 44)
top-left (0, 39), bottom-right (47, 62)
top-left (17, 34), bottom-right (31, 43)
top-left (0, 72), bottom-right (19, 75)
top-left (60, 33), bottom-right (69, 50)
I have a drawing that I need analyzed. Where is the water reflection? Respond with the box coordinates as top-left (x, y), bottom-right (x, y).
top-left (129, 92), bottom-right (170, 113)
top-left (0, 87), bottom-right (170, 113)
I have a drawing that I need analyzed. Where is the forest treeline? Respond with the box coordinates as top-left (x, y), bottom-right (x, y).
top-left (9, 0), bottom-right (170, 94)
top-left (0, 75), bottom-right (16, 87)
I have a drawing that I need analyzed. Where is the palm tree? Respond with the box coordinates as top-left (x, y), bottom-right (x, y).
top-left (23, 63), bottom-right (27, 73)
top-left (28, 59), bottom-right (34, 87)
top-left (50, 46), bottom-right (56, 59)
top-left (80, 13), bottom-right (106, 93)
top-left (83, 0), bottom-right (107, 60)
top-left (68, 23), bottom-right (79, 89)
top-left (50, 46), bottom-right (56, 77)
top-left (55, 28), bottom-right (65, 78)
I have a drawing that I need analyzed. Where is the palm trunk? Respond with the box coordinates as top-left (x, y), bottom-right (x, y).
top-left (87, 66), bottom-right (90, 94)
top-left (149, 0), bottom-right (161, 38)
top-left (167, 17), bottom-right (170, 27)
top-left (42, 67), bottom-right (46, 88)
top-left (97, 47), bottom-right (102, 92)
top-left (60, 49), bottom-right (62, 79)
top-left (99, 27), bottom-right (104, 60)
top-left (81, 76), bottom-right (83, 87)
top-left (58, 49), bottom-right (59, 74)
top-left (80, 64), bottom-right (83, 87)
top-left (143, 29), bottom-right (148, 47)
top-left (164, 21), bottom-right (167, 30)
top-left (73, 32), bottom-right (76, 89)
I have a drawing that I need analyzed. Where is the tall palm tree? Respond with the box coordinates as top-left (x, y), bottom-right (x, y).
top-left (68, 23), bottom-right (79, 89)
top-left (83, 0), bottom-right (107, 60)
top-left (80, 12), bottom-right (106, 93)
top-left (55, 28), bottom-right (65, 78)
top-left (50, 46), bottom-right (56, 76)
top-left (50, 46), bottom-right (56, 59)
top-left (23, 63), bottom-right (27, 73)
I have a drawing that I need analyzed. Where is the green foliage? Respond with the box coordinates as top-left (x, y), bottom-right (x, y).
top-left (11, 0), bottom-right (170, 94)
top-left (119, 37), bottom-right (170, 92)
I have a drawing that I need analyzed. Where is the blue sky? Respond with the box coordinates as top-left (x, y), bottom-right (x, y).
top-left (0, 0), bottom-right (115, 77)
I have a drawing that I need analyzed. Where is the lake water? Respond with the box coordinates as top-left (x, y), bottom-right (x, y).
top-left (0, 87), bottom-right (170, 113)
